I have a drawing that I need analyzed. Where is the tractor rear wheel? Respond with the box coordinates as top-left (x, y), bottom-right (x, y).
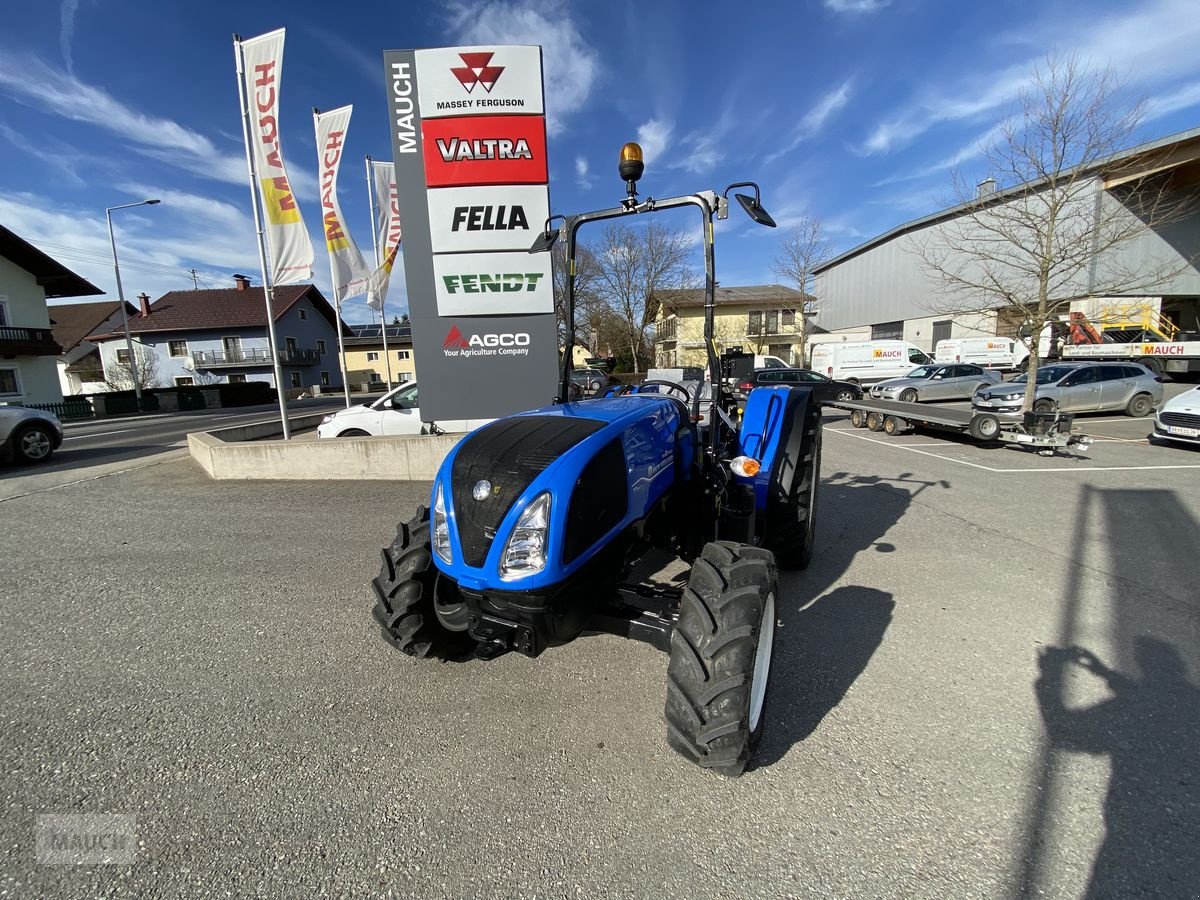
top-left (762, 401), bottom-right (821, 569)
top-left (372, 506), bottom-right (475, 659)
top-left (665, 541), bottom-right (778, 778)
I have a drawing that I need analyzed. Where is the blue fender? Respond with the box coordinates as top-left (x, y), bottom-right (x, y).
top-left (736, 385), bottom-right (819, 521)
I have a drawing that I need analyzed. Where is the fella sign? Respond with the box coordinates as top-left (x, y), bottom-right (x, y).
top-left (384, 44), bottom-right (557, 422)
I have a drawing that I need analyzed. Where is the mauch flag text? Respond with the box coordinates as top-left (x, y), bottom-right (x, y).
top-left (315, 105), bottom-right (370, 301)
top-left (367, 160), bottom-right (402, 311)
top-left (237, 28), bottom-right (314, 284)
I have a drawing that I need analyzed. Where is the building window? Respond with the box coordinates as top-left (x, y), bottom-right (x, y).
top-left (320, 371), bottom-right (331, 386)
top-left (116, 348), bottom-right (131, 364)
top-left (872, 320), bottom-right (904, 341)
top-left (289, 372), bottom-right (302, 388)
top-left (298, 308), bottom-right (308, 320)
top-left (228, 373), bottom-right (247, 384)
top-left (0, 298), bottom-right (8, 327)
top-left (367, 351), bottom-right (379, 361)
top-left (175, 376), bottom-right (194, 386)
top-left (0, 366), bottom-right (19, 395)
top-left (399, 372), bottom-right (413, 383)
top-left (397, 350), bottom-right (411, 360)
top-left (748, 311), bottom-right (762, 334)
top-left (782, 308), bottom-right (796, 327)
top-left (766, 310), bottom-right (779, 334)
top-left (317, 339), bottom-right (326, 354)
top-left (169, 340), bottom-right (188, 357)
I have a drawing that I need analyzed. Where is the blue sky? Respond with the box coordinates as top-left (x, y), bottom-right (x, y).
top-left (3, 0), bottom-right (1200, 324)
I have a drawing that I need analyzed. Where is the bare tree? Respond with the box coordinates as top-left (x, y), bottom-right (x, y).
top-left (917, 55), bottom-right (1197, 410)
top-left (551, 241), bottom-right (602, 357)
top-left (590, 222), bottom-right (697, 372)
top-left (187, 367), bottom-right (224, 386)
top-left (103, 345), bottom-right (164, 391)
top-left (773, 214), bottom-right (833, 365)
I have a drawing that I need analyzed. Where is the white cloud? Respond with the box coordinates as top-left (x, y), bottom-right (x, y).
top-left (574, 155), bottom-right (593, 189)
top-left (636, 118), bottom-right (672, 164)
top-left (1144, 80), bottom-right (1200, 121)
top-left (0, 122), bottom-right (86, 186)
top-left (445, 0), bottom-right (599, 135)
top-left (825, 0), bottom-right (891, 13)
top-left (59, 0), bottom-right (80, 73)
top-left (765, 79), bottom-right (855, 163)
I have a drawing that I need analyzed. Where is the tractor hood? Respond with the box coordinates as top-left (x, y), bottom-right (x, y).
top-left (430, 397), bottom-right (688, 592)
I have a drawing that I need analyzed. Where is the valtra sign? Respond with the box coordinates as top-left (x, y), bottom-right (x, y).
top-left (385, 43), bottom-right (557, 422)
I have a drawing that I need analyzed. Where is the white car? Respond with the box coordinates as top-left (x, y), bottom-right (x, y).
top-left (1, 405), bottom-right (63, 464)
top-left (316, 382), bottom-right (491, 438)
top-left (1152, 385), bottom-right (1200, 447)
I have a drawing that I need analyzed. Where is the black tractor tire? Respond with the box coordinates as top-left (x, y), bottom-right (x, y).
top-left (665, 541), bottom-right (778, 778)
top-left (866, 411), bottom-right (885, 431)
top-left (12, 423), bottom-right (55, 463)
top-left (835, 389), bottom-right (856, 402)
top-left (1125, 392), bottom-right (1154, 418)
top-left (899, 388), bottom-right (919, 403)
top-left (762, 403), bottom-right (822, 570)
top-left (969, 413), bottom-right (1002, 441)
top-left (372, 507), bottom-right (475, 659)
top-left (850, 409), bottom-right (867, 428)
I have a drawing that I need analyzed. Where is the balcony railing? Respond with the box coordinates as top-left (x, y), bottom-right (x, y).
top-left (192, 347), bottom-right (322, 368)
top-left (0, 326), bottom-right (60, 356)
top-left (653, 318), bottom-right (678, 342)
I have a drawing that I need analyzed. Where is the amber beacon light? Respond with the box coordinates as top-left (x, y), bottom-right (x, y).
top-left (618, 142), bottom-right (644, 199)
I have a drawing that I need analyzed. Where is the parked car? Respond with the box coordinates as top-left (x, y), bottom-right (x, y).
top-left (870, 363), bottom-right (1002, 402)
top-left (570, 368), bottom-right (619, 395)
top-left (934, 337), bottom-right (1029, 371)
top-left (1152, 384), bottom-right (1200, 447)
top-left (734, 368), bottom-right (862, 404)
top-left (972, 362), bottom-right (1162, 419)
top-left (0, 405), bottom-right (63, 464)
top-left (316, 381), bottom-right (491, 438)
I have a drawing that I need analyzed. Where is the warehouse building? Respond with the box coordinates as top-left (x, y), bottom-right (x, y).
top-left (811, 127), bottom-right (1200, 357)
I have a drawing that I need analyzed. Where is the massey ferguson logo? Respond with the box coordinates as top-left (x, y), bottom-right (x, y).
top-left (443, 324), bottom-right (531, 359)
top-left (451, 52), bottom-right (504, 93)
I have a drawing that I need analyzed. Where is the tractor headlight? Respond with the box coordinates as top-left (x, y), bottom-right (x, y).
top-left (432, 483), bottom-right (452, 564)
top-left (500, 492), bottom-right (551, 581)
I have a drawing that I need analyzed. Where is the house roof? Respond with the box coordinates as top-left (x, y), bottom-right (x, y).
top-left (345, 322), bottom-right (413, 346)
top-left (654, 284), bottom-right (809, 309)
top-left (0, 224), bottom-right (103, 298)
top-left (49, 300), bottom-right (136, 354)
top-left (814, 124), bottom-right (1200, 274)
top-left (88, 284), bottom-right (349, 340)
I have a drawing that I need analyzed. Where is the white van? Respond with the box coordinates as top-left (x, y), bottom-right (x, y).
top-left (935, 337), bottom-right (1029, 371)
top-left (809, 341), bottom-right (933, 385)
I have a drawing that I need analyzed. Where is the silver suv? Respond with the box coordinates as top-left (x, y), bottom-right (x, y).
top-left (0, 405), bottom-right (64, 463)
top-left (972, 362), bottom-right (1162, 419)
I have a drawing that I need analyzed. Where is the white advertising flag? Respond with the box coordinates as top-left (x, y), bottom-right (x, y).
top-left (315, 105), bottom-right (370, 301)
top-left (237, 29), bottom-right (314, 284)
top-left (367, 160), bottom-right (402, 310)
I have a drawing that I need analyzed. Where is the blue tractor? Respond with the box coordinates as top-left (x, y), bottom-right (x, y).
top-left (373, 143), bottom-right (821, 777)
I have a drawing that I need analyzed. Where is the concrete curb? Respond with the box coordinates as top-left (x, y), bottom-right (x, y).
top-left (188, 414), bottom-right (462, 480)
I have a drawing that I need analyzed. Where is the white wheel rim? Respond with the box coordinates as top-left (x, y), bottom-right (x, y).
top-left (749, 592), bottom-right (775, 733)
top-left (22, 431), bottom-right (50, 459)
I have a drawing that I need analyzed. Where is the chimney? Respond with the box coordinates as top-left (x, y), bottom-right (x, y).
top-left (138, 293), bottom-right (151, 318)
top-left (233, 274), bottom-right (251, 291)
top-left (977, 177), bottom-right (997, 199)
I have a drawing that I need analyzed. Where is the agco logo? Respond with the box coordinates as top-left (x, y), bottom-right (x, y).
top-left (451, 52), bottom-right (504, 94)
top-left (443, 324), bottom-right (531, 359)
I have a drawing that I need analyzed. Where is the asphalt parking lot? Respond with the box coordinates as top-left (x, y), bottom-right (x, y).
top-left (1, 398), bottom-right (1197, 898)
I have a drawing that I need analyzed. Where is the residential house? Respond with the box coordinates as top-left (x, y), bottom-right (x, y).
top-left (343, 322), bottom-right (415, 388)
top-left (652, 284), bottom-right (811, 368)
top-left (1, 223), bottom-right (102, 405)
top-left (49, 300), bottom-right (137, 395)
top-left (88, 276), bottom-right (349, 391)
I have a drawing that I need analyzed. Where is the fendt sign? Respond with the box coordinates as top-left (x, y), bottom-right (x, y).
top-left (384, 44), bottom-right (557, 422)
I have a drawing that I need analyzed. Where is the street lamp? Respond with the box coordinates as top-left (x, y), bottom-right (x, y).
top-left (106, 199), bottom-right (161, 405)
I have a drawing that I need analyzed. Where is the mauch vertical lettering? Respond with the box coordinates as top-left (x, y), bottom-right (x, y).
top-left (321, 129), bottom-right (349, 250)
top-left (391, 62), bottom-right (416, 154)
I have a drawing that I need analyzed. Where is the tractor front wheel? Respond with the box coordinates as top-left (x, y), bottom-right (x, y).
top-left (665, 541), bottom-right (778, 778)
top-left (372, 506), bottom-right (475, 659)
top-left (763, 402), bottom-right (821, 569)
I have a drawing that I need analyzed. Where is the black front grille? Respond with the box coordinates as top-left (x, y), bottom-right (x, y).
top-left (1161, 411), bottom-right (1200, 429)
top-left (451, 416), bottom-right (606, 567)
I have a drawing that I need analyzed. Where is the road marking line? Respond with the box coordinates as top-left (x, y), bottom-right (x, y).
top-left (826, 428), bottom-right (998, 470)
top-left (0, 452), bottom-right (187, 504)
top-left (62, 428), bottom-right (138, 441)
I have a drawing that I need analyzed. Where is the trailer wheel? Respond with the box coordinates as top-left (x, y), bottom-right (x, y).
top-left (372, 506), bottom-right (475, 659)
top-left (883, 415), bottom-right (906, 436)
top-left (1125, 392), bottom-right (1154, 418)
top-left (665, 541), bottom-right (778, 778)
top-left (969, 413), bottom-right (1002, 441)
top-left (866, 411), bottom-right (885, 431)
top-left (899, 388), bottom-right (918, 403)
top-left (850, 409), bottom-right (867, 428)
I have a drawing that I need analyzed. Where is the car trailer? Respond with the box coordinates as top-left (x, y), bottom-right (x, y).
top-left (829, 398), bottom-right (1093, 454)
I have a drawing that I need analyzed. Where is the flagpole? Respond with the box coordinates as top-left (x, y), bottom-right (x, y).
top-left (234, 33), bottom-right (290, 439)
top-left (315, 108), bottom-right (353, 409)
top-left (367, 156), bottom-right (394, 391)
